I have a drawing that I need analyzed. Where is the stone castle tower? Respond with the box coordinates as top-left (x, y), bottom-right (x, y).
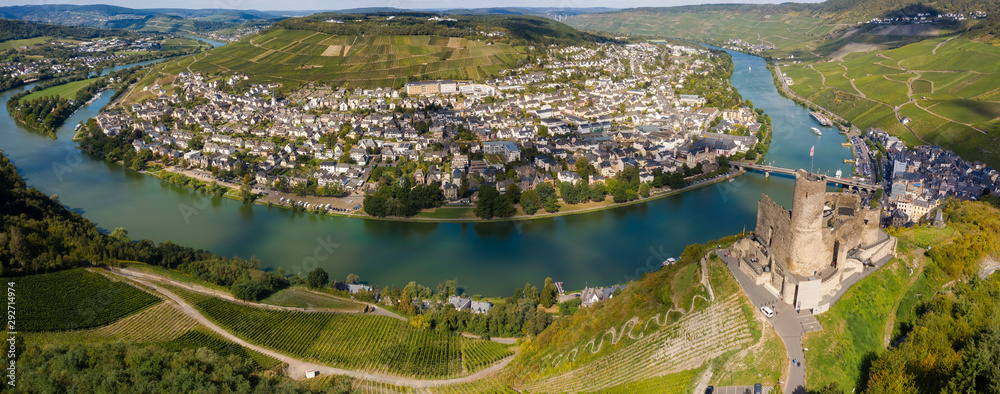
top-left (788, 171), bottom-right (829, 276)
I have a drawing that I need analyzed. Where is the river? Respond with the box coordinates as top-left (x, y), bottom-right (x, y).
top-left (0, 48), bottom-right (852, 296)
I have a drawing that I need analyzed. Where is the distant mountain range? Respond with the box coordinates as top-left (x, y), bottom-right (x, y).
top-left (0, 4), bottom-right (617, 33)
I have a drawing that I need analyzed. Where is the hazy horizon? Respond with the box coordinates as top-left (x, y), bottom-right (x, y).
top-left (5, 0), bottom-right (824, 12)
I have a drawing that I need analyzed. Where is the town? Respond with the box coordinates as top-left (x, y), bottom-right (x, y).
top-left (89, 41), bottom-right (768, 216)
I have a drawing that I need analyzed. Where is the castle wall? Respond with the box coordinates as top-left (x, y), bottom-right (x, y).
top-left (755, 194), bottom-right (793, 267)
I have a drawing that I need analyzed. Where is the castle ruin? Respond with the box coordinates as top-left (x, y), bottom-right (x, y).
top-left (731, 170), bottom-right (897, 313)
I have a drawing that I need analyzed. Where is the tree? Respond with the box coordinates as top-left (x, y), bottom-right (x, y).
top-left (307, 268), bottom-right (329, 289)
top-left (346, 273), bottom-right (360, 284)
top-left (590, 182), bottom-right (606, 202)
top-left (540, 277), bottom-right (558, 308)
top-left (536, 183), bottom-right (559, 212)
top-left (523, 283), bottom-right (539, 305)
top-left (231, 279), bottom-right (266, 301)
top-left (537, 124), bottom-right (549, 138)
top-left (639, 183), bottom-right (650, 198)
top-left (240, 173), bottom-right (254, 204)
top-left (505, 183), bottom-right (522, 205)
top-left (474, 184), bottom-right (514, 219)
top-left (110, 227), bottom-right (129, 241)
top-left (520, 189), bottom-right (540, 215)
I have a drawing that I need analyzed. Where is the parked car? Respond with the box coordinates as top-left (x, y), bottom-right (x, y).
top-left (760, 306), bottom-right (774, 318)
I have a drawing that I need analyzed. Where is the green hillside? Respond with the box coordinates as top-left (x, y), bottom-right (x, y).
top-left (780, 37), bottom-right (1000, 167)
top-left (149, 27), bottom-right (524, 90)
top-left (502, 236), bottom-right (788, 392)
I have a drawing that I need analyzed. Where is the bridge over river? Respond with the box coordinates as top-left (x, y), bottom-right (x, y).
top-left (730, 163), bottom-right (881, 193)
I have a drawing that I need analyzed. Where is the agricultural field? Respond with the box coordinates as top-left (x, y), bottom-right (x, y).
top-left (0, 36), bottom-right (78, 50)
top-left (19, 78), bottom-right (100, 102)
top-left (169, 286), bottom-right (512, 379)
top-left (503, 238), bottom-right (785, 392)
top-left (584, 368), bottom-right (701, 394)
top-left (567, 10), bottom-right (836, 54)
top-left (3, 268), bottom-right (160, 331)
top-left (151, 27), bottom-right (524, 90)
top-left (782, 36), bottom-right (1000, 167)
top-left (159, 36), bottom-right (211, 51)
top-left (261, 287), bottom-right (363, 310)
top-left (461, 339), bottom-right (514, 372)
top-left (160, 328), bottom-right (283, 370)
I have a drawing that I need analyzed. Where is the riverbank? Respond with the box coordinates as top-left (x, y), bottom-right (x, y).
top-left (147, 163), bottom-right (747, 223)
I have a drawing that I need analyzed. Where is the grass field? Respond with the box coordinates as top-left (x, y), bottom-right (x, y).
top-left (169, 285), bottom-right (511, 378)
top-left (148, 28), bottom-right (523, 91)
top-left (415, 207), bottom-right (476, 219)
top-left (3, 268), bottom-right (160, 331)
top-left (261, 287), bottom-right (362, 310)
top-left (20, 78), bottom-right (100, 102)
top-left (802, 257), bottom-right (912, 391)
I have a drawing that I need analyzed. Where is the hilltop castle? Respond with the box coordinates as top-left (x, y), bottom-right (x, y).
top-left (731, 170), bottom-right (897, 313)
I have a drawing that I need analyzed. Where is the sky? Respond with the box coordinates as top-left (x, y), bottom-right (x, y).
top-left (8, 0), bottom-right (823, 12)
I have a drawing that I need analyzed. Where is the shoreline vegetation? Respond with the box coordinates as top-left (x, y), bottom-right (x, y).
top-left (138, 161), bottom-right (747, 223)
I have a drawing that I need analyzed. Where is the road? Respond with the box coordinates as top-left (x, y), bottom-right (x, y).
top-left (113, 266), bottom-right (404, 321)
top-left (108, 269), bottom-right (516, 386)
top-left (718, 249), bottom-right (810, 394)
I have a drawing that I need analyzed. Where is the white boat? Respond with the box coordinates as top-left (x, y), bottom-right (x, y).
top-left (748, 66), bottom-right (751, 71)
top-left (810, 127), bottom-right (822, 136)
top-left (835, 169), bottom-right (843, 178)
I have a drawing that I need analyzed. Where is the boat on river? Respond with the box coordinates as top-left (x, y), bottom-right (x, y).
top-left (810, 127), bottom-right (822, 136)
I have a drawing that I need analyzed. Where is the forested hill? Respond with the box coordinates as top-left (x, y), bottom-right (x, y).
top-left (276, 13), bottom-right (615, 47)
top-left (0, 150), bottom-right (285, 299)
top-left (0, 18), bottom-right (135, 42)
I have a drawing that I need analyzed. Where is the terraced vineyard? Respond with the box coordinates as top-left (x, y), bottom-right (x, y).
top-left (351, 378), bottom-right (517, 394)
top-left (461, 339), bottom-right (514, 372)
top-left (151, 27), bottom-right (523, 90)
top-left (584, 368), bottom-right (700, 394)
top-left (4, 269), bottom-right (160, 331)
top-left (169, 286), bottom-right (511, 378)
top-left (518, 294), bottom-right (754, 393)
top-left (95, 302), bottom-right (198, 342)
top-left (160, 328), bottom-right (283, 370)
top-left (780, 36), bottom-right (1000, 167)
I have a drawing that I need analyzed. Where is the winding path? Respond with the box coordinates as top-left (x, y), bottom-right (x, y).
top-left (108, 269), bottom-right (515, 386)
top-left (114, 267), bottom-right (404, 321)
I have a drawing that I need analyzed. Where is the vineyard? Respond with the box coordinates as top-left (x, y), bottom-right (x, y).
top-left (517, 294), bottom-right (754, 392)
top-left (583, 368), bottom-right (700, 394)
top-left (4, 269), bottom-right (160, 331)
top-left (160, 328), bottom-right (283, 370)
top-left (169, 286), bottom-right (512, 379)
top-left (461, 339), bottom-right (514, 372)
top-left (350, 379), bottom-right (516, 394)
top-left (151, 27), bottom-right (523, 90)
top-left (95, 302), bottom-right (198, 342)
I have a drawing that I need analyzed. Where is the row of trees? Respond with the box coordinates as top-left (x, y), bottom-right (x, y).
top-left (363, 179), bottom-right (444, 217)
top-left (473, 164), bottom-right (702, 219)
